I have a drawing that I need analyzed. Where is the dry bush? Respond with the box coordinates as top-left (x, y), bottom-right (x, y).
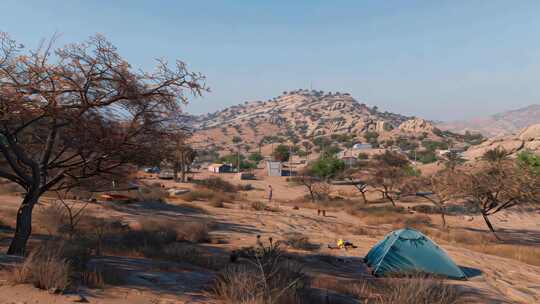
top-left (212, 240), bottom-right (308, 304)
top-left (10, 243), bottom-right (71, 292)
top-left (238, 183), bottom-right (254, 191)
top-left (251, 201), bottom-right (267, 211)
top-left (35, 201), bottom-right (67, 236)
top-left (96, 218), bottom-right (212, 259)
top-left (156, 243), bottom-right (222, 269)
top-left (364, 213), bottom-right (403, 226)
top-left (380, 276), bottom-right (466, 304)
top-left (251, 201), bottom-right (282, 212)
top-left (284, 233), bottom-right (320, 251)
top-left (80, 264), bottom-right (123, 288)
top-left (177, 221), bottom-right (211, 243)
top-left (181, 189), bottom-right (215, 202)
top-left (210, 192), bottom-right (236, 205)
top-left (347, 205), bottom-right (405, 218)
top-left (312, 182), bottom-right (331, 201)
top-left (351, 205), bottom-right (432, 229)
top-left (138, 183), bottom-right (168, 202)
top-left (411, 204), bottom-right (440, 214)
top-left (195, 177), bottom-right (237, 193)
top-left (400, 214), bottom-right (432, 230)
top-left (312, 276), bottom-right (380, 301)
top-left (312, 275), bottom-right (466, 304)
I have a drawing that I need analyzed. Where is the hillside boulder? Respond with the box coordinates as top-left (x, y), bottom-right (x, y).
top-left (518, 124), bottom-right (540, 141)
top-left (398, 118), bottom-right (434, 134)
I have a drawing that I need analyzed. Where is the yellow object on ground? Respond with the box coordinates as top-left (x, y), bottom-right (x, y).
top-left (337, 239), bottom-right (344, 249)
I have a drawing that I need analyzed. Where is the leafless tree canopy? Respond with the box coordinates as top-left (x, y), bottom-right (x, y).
top-left (0, 32), bottom-right (206, 254)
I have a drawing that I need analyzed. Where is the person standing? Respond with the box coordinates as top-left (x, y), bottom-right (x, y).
top-left (268, 185), bottom-right (273, 203)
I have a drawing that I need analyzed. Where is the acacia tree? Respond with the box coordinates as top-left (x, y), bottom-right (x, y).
top-left (416, 169), bottom-right (461, 228)
top-left (457, 162), bottom-right (539, 239)
top-left (368, 151), bottom-right (416, 207)
top-left (291, 168), bottom-right (319, 202)
top-left (0, 33), bottom-right (206, 255)
top-left (163, 130), bottom-right (197, 182)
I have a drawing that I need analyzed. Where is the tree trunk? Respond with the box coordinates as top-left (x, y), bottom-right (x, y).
top-left (385, 192), bottom-right (396, 207)
top-left (308, 186), bottom-right (315, 203)
top-left (440, 206), bottom-right (447, 229)
top-left (180, 165), bottom-right (186, 183)
top-left (173, 159), bottom-right (179, 182)
top-left (7, 194), bottom-right (38, 256)
top-left (481, 212), bottom-right (500, 240)
top-left (360, 191), bottom-right (368, 204)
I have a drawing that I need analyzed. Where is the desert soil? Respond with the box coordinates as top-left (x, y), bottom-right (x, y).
top-left (0, 171), bottom-right (539, 304)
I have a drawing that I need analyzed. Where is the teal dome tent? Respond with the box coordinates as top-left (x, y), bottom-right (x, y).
top-left (365, 228), bottom-right (466, 279)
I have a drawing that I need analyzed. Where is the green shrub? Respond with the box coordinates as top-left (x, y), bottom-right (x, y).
top-left (517, 150), bottom-right (540, 175)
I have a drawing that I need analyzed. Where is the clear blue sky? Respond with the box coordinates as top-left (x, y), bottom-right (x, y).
top-left (2, 1), bottom-right (539, 121)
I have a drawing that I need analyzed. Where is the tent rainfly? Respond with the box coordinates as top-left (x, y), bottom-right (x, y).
top-left (364, 228), bottom-right (466, 279)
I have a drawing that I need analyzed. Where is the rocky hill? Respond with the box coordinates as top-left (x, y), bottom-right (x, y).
top-left (463, 123), bottom-right (540, 160)
top-left (437, 104), bottom-right (540, 137)
top-left (189, 90), bottom-right (462, 155)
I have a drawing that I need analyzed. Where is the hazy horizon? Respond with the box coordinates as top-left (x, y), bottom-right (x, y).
top-left (2, 1), bottom-right (539, 121)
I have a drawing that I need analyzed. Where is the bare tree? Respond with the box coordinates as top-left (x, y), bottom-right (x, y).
top-left (416, 170), bottom-right (461, 228)
top-left (290, 169), bottom-right (320, 203)
top-left (337, 168), bottom-right (370, 204)
top-left (0, 33), bottom-right (206, 255)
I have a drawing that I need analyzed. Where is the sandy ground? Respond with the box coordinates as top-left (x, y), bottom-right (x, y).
top-left (0, 173), bottom-right (539, 303)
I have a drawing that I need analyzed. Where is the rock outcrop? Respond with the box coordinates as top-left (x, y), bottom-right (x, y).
top-left (398, 118), bottom-right (434, 134)
top-left (463, 123), bottom-right (540, 160)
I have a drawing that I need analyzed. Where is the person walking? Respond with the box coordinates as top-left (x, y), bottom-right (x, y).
top-left (268, 185), bottom-right (273, 203)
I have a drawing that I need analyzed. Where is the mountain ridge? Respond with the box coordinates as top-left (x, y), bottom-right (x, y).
top-left (437, 104), bottom-right (540, 137)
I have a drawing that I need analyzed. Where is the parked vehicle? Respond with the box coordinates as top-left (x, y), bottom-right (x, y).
top-left (144, 167), bottom-right (161, 174)
top-left (158, 170), bottom-right (175, 180)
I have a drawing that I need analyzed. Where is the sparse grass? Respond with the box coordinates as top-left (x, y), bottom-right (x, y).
top-left (10, 242), bottom-right (71, 292)
top-left (284, 233), bottom-right (320, 251)
top-left (194, 177), bottom-right (237, 193)
top-left (399, 214), bottom-right (432, 230)
top-left (212, 240), bottom-right (308, 304)
top-left (250, 201), bottom-right (282, 212)
top-left (138, 183), bottom-right (168, 202)
top-left (177, 221), bottom-right (211, 243)
top-left (156, 243), bottom-right (222, 270)
top-left (251, 201), bottom-right (267, 211)
top-left (181, 189), bottom-right (236, 205)
top-left (468, 244), bottom-right (540, 267)
top-left (80, 264), bottom-right (124, 288)
top-left (312, 275), bottom-right (467, 304)
top-left (380, 276), bottom-right (466, 304)
top-left (90, 218), bottom-right (213, 265)
top-left (428, 228), bottom-right (540, 266)
top-left (347, 204), bottom-right (432, 229)
top-left (181, 189), bottom-right (215, 202)
top-left (35, 201), bottom-right (67, 236)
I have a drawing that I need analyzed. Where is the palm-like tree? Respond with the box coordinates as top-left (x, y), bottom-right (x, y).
top-left (482, 147), bottom-right (509, 165)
